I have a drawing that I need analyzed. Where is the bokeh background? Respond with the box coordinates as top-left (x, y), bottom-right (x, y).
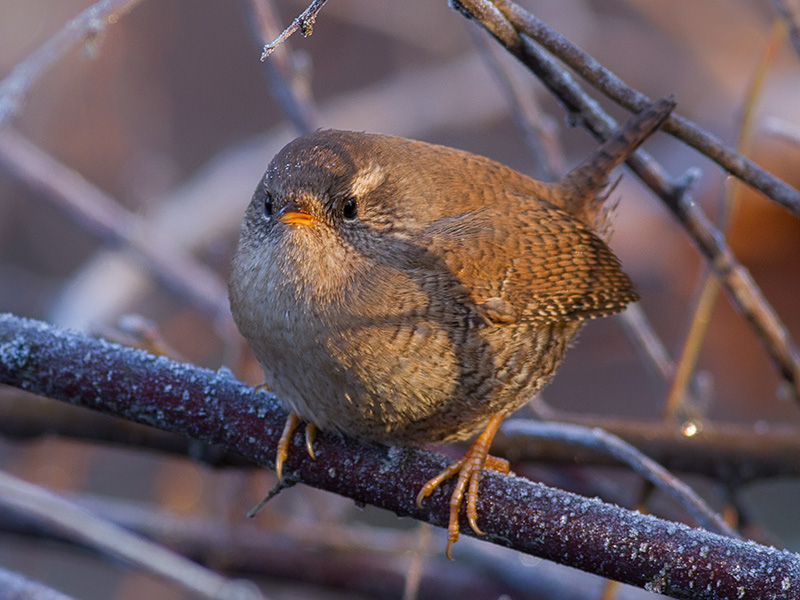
top-left (1, 0), bottom-right (799, 598)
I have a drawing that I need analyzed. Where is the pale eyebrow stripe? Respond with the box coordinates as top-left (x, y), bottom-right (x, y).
top-left (349, 164), bottom-right (386, 197)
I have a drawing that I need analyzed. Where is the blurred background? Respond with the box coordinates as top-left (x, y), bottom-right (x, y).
top-left (0, 0), bottom-right (799, 598)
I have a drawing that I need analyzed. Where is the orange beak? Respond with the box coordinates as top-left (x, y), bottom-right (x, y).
top-left (276, 201), bottom-right (315, 226)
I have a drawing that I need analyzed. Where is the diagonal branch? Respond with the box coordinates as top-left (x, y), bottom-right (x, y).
top-left (0, 470), bottom-right (264, 600)
top-left (0, 0), bottom-right (147, 127)
top-left (0, 127), bottom-right (231, 325)
top-left (1, 313), bottom-right (799, 600)
top-left (259, 0), bottom-right (329, 59)
top-left (499, 421), bottom-right (736, 538)
top-left (488, 0), bottom-right (800, 219)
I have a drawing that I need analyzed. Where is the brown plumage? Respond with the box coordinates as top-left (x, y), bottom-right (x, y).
top-left (229, 97), bottom-right (675, 556)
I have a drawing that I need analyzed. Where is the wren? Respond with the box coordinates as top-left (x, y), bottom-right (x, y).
top-left (229, 98), bottom-right (676, 557)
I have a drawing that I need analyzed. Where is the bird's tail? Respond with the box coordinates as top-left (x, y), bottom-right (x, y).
top-left (556, 96), bottom-right (677, 224)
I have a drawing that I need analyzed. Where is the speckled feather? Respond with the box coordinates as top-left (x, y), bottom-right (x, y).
top-left (229, 100), bottom-right (673, 444)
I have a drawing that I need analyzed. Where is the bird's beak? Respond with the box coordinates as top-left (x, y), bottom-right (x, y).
top-left (277, 201), bottom-right (315, 226)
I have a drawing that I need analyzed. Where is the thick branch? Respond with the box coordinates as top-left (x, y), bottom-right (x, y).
top-left (1, 313), bottom-right (799, 600)
top-left (3, 388), bottom-right (799, 482)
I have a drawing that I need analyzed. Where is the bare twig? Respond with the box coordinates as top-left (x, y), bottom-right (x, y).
top-left (613, 169), bottom-right (697, 402)
top-left (487, 0), bottom-right (800, 219)
top-left (500, 412), bottom-right (800, 483)
top-left (617, 305), bottom-right (674, 382)
top-left (0, 0), bottom-right (146, 127)
top-left (0, 128), bottom-right (231, 326)
top-left (1, 313), bottom-right (799, 600)
top-left (499, 420), bottom-right (735, 537)
top-left (665, 21), bottom-right (784, 419)
top-left (260, 0), bottom-right (329, 60)
top-left (0, 469), bottom-right (264, 600)
top-left (241, 0), bottom-right (318, 133)
top-left (455, 0), bottom-right (800, 401)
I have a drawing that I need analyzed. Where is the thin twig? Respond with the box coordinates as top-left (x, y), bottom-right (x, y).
top-left (665, 20), bottom-right (785, 420)
top-left (488, 0), bottom-right (800, 219)
top-left (494, 411), bottom-right (800, 483)
top-left (260, 0), bottom-right (329, 60)
top-left (0, 469), bottom-right (264, 600)
top-left (246, 478), bottom-right (296, 517)
top-left (616, 302), bottom-right (674, 382)
top-left (499, 420), bottom-right (736, 537)
top-left (455, 0), bottom-right (800, 401)
top-left (0, 0), bottom-right (146, 127)
top-left (614, 167), bottom-right (696, 400)
top-left (1, 313), bottom-right (799, 600)
top-left (241, 0), bottom-right (318, 133)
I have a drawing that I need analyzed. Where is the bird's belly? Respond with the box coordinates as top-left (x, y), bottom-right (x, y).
top-left (254, 306), bottom-right (581, 444)
top-left (264, 321), bottom-right (448, 439)
top-left (250, 303), bottom-right (491, 443)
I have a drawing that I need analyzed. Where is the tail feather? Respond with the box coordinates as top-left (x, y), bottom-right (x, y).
top-left (557, 96), bottom-right (677, 223)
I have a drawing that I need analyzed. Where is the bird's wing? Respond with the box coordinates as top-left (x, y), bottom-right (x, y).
top-left (421, 200), bottom-right (639, 324)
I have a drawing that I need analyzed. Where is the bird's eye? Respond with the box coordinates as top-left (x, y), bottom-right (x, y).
top-left (263, 192), bottom-right (273, 217)
top-left (342, 197), bottom-right (358, 220)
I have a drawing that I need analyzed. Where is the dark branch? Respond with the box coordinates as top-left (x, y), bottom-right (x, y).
top-left (1, 313), bottom-right (799, 600)
top-left (489, 0), bottom-right (800, 219)
top-left (4, 386), bottom-right (800, 482)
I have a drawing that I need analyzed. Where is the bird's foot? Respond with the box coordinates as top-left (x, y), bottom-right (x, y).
top-left (415, 413), bottom-right (508, 559)
top-left (275, 411), bottom-right (317, 482)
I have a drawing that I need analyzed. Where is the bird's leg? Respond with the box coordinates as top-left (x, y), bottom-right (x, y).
top-left (275, 412), bottom-right (318, 481)
top-left (416, 413), bottom-right (509, 559)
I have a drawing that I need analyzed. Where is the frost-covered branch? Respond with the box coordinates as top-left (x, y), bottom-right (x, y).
top-left (1, 313), bottom-right (799, 600)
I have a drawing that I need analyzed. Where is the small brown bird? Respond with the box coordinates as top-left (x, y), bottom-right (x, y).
top-left (229, 98), bottom-right (675, 557)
